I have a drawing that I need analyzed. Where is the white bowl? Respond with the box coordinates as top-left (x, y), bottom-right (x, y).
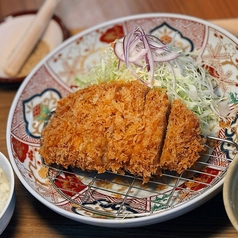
top-left (223, 155), bottom-right (238, 231)
top-left (0, 152), bottom-right (15, 235)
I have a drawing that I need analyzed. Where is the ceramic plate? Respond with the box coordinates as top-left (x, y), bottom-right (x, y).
top-left (6, 13), bottom-right (238, 228)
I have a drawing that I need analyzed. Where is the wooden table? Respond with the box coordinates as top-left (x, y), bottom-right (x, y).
top-left (1, 0), bottom-right (238, 237)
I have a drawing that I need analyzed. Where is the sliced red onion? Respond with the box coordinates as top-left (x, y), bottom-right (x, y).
top-left (114, 26), bottom-right (180, 87)
top-left (114, 41), bottom-right (147, 64)
top-left (114, 41), bottom-right (125, 61)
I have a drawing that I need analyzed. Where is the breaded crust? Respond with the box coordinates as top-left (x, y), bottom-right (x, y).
top-left (39, 80), bottom-right (170, 183)
top-left (159, 99), bottom-right (205, 173)
top-left (127, 88), bottom-right (170, 182)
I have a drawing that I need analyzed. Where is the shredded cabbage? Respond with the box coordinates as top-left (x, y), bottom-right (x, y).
top-left (75, 42), bottom-right (227, 136)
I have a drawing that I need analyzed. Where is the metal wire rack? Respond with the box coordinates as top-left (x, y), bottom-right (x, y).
top-left (43, 139), bottom-right (238, 219)
top-left (41, 112), bottom-right (238, 219)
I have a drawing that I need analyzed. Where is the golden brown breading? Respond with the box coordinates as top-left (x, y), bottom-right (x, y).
top-left (39, 81), bottom-right (204, 183)
top-left (39, 80), bottom-right (170, 183)
top-left (127, 88), bottom-right (170, 182)
top-left (102, 80), bottom-right (150, 174)
top-left (159, 99), bottom-right (205, 173)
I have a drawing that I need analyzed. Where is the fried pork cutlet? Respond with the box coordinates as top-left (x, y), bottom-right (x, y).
top-left (159, 99), bottom-right (205, 173)
top-left (39, 80), bottom-right (170, 183)
top-left (127, 88), bottom-right (170, 182)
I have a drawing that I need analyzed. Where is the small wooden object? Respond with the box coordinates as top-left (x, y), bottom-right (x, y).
top-left (4, 0), bottom-right (60, 77)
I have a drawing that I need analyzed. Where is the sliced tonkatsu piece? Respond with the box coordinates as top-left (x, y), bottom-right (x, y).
top-left (159, 99), bottom-right (205, 173)
top-left (102, 80), bottom-right (150, 174)
top-left (126, 87), bottom-right (170, 183)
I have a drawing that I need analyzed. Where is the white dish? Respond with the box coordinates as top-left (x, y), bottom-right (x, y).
top-left (6, 13), bottom-right (238, 228)
top-left (0, 152), bottom-right (15, 235)
top-left (223, 154), bottom-right (238, 231)
top-left (0, 10), bottom-right (68, 85)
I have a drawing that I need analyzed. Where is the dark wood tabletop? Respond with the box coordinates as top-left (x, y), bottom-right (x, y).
top-left (1, 0), bottom-right (238, 237)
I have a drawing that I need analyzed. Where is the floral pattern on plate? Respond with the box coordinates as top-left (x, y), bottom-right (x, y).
top-left (201, 27), bottom-right (238, 95)
top-left (23, 89), bottom-right (61, 138)
top-left (150, 22), bottom-right (194, 51)
top-left (45, 24), bottom-right (125, 88)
